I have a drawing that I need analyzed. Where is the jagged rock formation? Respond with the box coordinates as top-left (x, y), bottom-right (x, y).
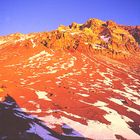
top-left (120, 25), bottom-right (140, 45)
top-left (0, 18), bottom-right (139, 59)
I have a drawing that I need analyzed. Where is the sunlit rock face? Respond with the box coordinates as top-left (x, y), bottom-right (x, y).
top-left (120, 25), bottom-right (140, 45)
top-left (0, 18), bottom-right (140, 139)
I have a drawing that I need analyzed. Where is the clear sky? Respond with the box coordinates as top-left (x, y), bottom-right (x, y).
top-left (0, 0), bottom-right (140, 35)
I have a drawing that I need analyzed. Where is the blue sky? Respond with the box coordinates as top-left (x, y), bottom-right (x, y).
top-left (0, 0), bottom-right (140, 35)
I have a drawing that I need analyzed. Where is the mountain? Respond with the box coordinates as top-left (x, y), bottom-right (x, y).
top-left (0, 18), bottom-right (140, 139)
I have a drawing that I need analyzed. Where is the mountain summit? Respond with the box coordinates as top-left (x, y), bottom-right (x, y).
top-left (0, 18), bottom-right (140, 58)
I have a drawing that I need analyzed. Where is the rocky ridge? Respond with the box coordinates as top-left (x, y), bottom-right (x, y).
top-left (0, 18), bottom-right (139, 59)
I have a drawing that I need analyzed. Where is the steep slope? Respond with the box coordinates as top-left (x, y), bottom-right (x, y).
top-left (0, 18), bottom-right (140, 139)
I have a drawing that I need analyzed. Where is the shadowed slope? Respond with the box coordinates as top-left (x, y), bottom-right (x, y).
top-left (0, 95), bottom-right (86, 140)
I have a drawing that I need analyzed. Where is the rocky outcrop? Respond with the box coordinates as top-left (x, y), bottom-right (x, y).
top-left (0, 18), bottom-right (139, 59)
top-left (120, 25), bottom-right (140, 45)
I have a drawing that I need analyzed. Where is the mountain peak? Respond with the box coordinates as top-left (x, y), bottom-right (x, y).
top-left (0, 18), bottom-right (140, 59)
top-left (84, 18), bottom-right (105, 27)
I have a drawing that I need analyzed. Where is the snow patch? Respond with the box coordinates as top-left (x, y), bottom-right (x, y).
top-left (29, 51), bottom-right (53, 61)
top-left (30, 39), bottom-right (36, 48)
top-left (100, 35), bottom-right (110, 42)
top-left (76, 93), bottom-right (89, 97)
top-left (27, 123), bottom-right (59, 140)
top-left (35, 91), bottom-right (52, 101)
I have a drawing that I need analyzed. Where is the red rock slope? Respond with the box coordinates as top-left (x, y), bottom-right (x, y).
top-left (0, 18), bottom-right (140, 139)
